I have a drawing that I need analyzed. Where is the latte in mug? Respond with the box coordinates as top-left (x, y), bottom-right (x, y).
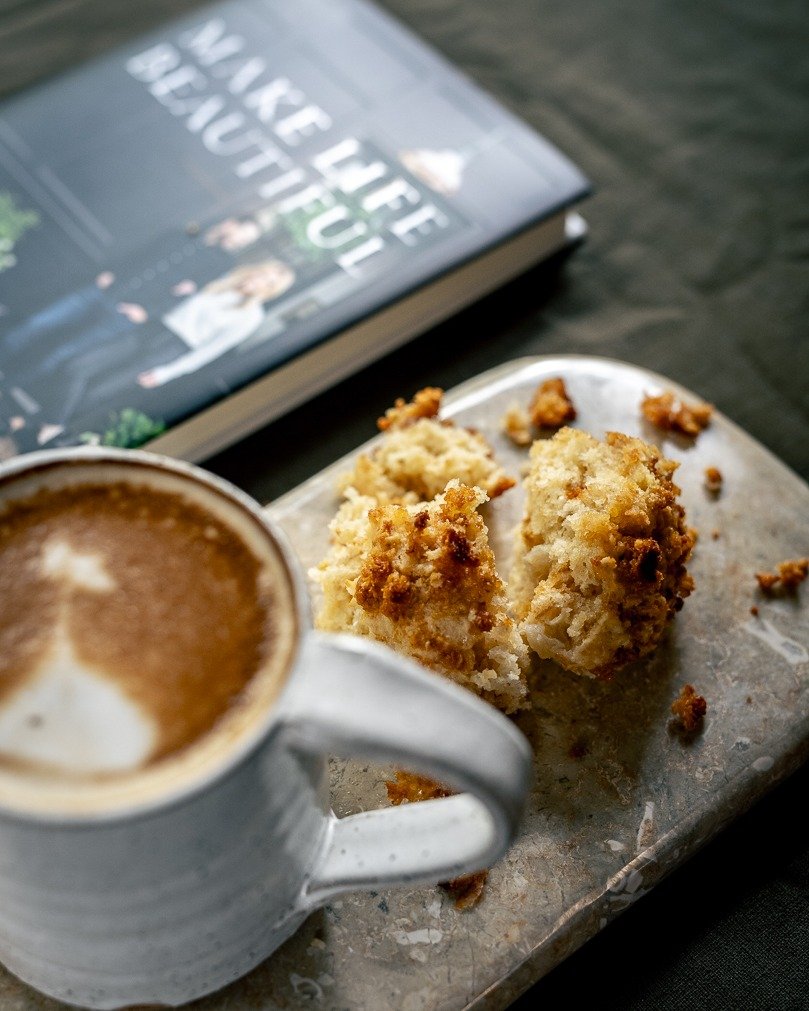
top-left (0, 455), bottom-right (298, 815)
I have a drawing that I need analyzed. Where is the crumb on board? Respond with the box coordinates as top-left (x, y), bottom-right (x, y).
top-left (378, 387), bottom-right (442, 430)
top-left (704, 466), bottom-right (723, 494)
top-left (641, 391), bottom-right (712, 437)
top-left (671, 683), bottom-right (707, 732)
top-left (711, 529), bottom-right (721, 540)
top-left (502, 377), bottom-right (577, 447)
top-left (750, 605), bottom-right (759, 616)
top-left (502, 404), bottom-right (533, 446)
top-left (386, 770), bottom-right (452, 805)
top-left (442, 871), bottom-right (487, 910)
top-left (528, 376), bottom-right (577, 430)
top-left (386, 771), bottom-right (487, 909)
top-left (755, 558), bottom-right (809, 594)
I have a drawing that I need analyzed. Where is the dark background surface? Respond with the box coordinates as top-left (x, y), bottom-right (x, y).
top-left (1, 0), bottom-right (807, 1007)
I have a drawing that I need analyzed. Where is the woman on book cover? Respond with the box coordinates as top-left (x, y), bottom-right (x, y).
top-left (137, 259), bottom-right (295, 389)
top-left (2, 258), bottom-right (294, 448)
top-left (1, 272), bottom-right (150, 445)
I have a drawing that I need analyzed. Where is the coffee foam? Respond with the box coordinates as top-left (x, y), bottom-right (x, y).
top-left (0, 618), bottom-right (156, 774)
top-left (0, 457), bottom-right (298, 817)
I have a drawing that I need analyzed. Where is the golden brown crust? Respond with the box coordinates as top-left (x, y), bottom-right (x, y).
top-left (510, 428), bottom-right (694, 679)
top-left (671, 683), bottom-right (707, 732)
top-left (342, 389), bottom-right (515, 504)
top-left (528, 377), bottom-right (577, 430)
top-left (311, 481), bottom-right (530, 712)
top-left (755, 558), bottom-right (809, 594)
top-left (378, 387), bottom-right (442, 430)
top-left (704, 466), bottom-right (723, 494)
top-left (642, 391), bottom-right (712, 437)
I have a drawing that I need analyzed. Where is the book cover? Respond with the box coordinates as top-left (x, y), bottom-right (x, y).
top-left (0, 0), bottom-right (589, 460)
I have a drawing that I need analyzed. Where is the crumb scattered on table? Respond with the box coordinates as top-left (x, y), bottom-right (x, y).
top-left (528, 377), bottom-right (577, 430)
top-left (704, 466), bottom-right (723, 494)
top-left (671, 683), bottom-right (707, 732)
top-left (442, 871), bottom-right (487, 910)
top-left (502, 404), bottom-right (533, 446)
top-left (641, 391), bottom-right (712, 437)
top-left (386, 771), bottom-right (487, 909)
top-left (711, 529), bottom-right (721, 540)
top-left (755, 558), bottom-right (809, 594)
top-left (386, 770), bottom-right (451, 805)
top-left (502, 377), bottom-right (577, 447)
top-left (750, 605), bottom-right (759, 616)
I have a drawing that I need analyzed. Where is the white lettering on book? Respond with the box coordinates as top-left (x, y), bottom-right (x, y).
top-left (126, 18), bottom-right (453, 265)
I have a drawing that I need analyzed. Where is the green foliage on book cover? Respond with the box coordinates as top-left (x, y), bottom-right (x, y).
top-left (274, 193), bottom-right (377, 265)
top-left (80, 408), bottom-right (166, 448)
top-left (0, 191), bottom-right (40, 272)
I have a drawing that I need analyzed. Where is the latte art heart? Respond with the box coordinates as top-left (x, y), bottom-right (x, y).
top-left (0, 618), bottom-right (156, 774)
top-left (0, 471), bottom-right (295, 800)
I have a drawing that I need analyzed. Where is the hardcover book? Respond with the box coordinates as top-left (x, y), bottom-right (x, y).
top-left (0, 0), bottom-right (590, 462)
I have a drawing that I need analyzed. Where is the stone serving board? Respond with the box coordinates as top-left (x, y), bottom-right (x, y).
top-left (3, 355), bottom-right (807, 1010)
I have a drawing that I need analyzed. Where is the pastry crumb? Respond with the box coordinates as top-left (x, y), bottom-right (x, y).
top-left (755, 558), bottom-right (809, 594)
top-left (671, 683), bottom-right (707, 732)
top-left (386, 771), bottom-right (487, 909)
top-left (501, 376), bottom-right (577, 446)
top-left (442, 871), bottom-right (487, 910)
top-left (386, 770), bottom-right (451, 805)
top-left (378, 386), bottom-right (442, 430)
top-left (704, 466), bottom-right (723, 494)
top-left (750, 604), bottom-right (759, 616)
top-left (502, 404), bottom-right (533, 446)
top-left (641, 391), bottom-right (712, 437)
top-left (711, 529), bottom-right (721, 540)
top-left (528, 377), bottom-right (577, 430)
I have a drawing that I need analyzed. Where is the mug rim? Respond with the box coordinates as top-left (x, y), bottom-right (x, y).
top-left (0, 445), bottom-right (308, 826)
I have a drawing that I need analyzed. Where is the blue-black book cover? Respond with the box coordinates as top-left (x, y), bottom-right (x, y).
top-left (0, 0), bottom-right (589, 458)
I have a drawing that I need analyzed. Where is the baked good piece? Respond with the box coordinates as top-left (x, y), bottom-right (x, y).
top-left (671, 683), bottom-right (707, 732)
top-left (310, 480), bottom-right (530, 713)
top-left (755, 558), bottom-right (809, 593)
top-left (528, 376), bottom-right (577, 430)
top-left (338, 388), bottom-right (514, 504)
top-left (704, 466), bottom-right (723, 494)
top-left (509, 427), bottom-right (694, 679)
top-left (502, 376), bottom-right (577, 446)
top-left (641, 391), bottom-right (712, 437)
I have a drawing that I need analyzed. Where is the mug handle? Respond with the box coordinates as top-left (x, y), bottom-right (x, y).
top-left (280, 631), bottom-right (532, 906)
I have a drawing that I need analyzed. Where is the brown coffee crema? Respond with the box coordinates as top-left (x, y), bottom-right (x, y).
top-left (0, 479), bottom-right (284, 777)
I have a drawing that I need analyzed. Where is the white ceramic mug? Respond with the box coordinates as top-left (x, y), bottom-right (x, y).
top-left (0, 447), bottom-right (532, 1009)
